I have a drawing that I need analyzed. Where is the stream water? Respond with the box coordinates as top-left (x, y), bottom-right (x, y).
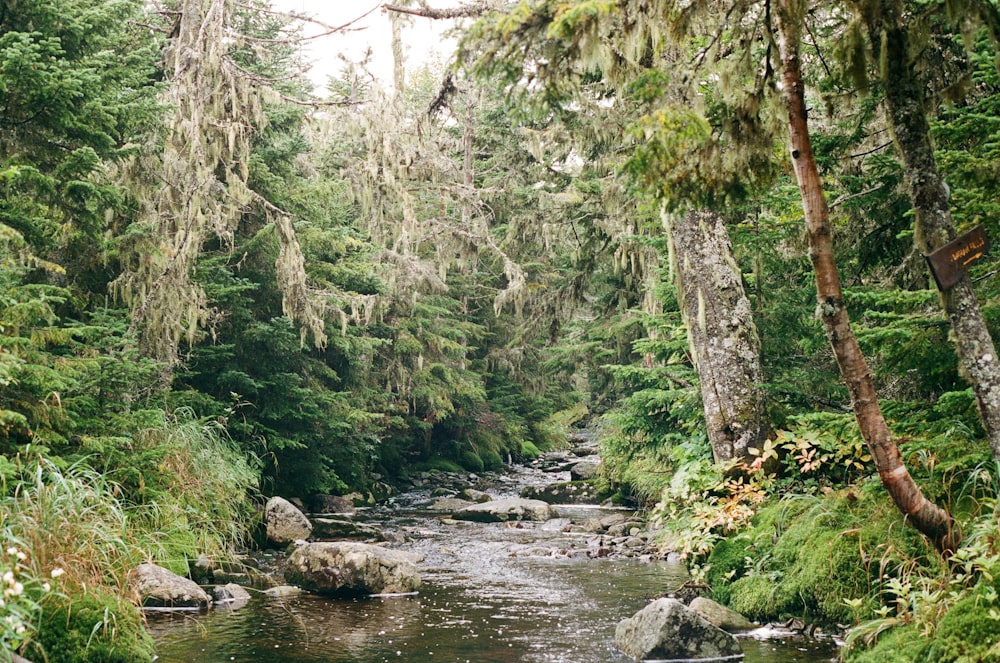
top-left (148, 451), bottom-right (842, 663)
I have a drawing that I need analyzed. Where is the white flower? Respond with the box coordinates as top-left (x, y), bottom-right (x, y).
top-left (50, 568), bottom-right (64, 579)
top-left (15, 552), bottom-right (25, 562)
top-left (5, 547), bottom-right (17, 556)
top-left (2, 571), bottom-right (13, 584)
top-left (42, 582), bottom-right (51, 592)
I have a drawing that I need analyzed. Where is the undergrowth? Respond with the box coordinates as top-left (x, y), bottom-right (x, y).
top-left (0, 409), bottom-right (259, 661)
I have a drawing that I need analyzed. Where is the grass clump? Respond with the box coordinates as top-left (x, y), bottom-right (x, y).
top-left (0, 409), bottom-right (259, 661)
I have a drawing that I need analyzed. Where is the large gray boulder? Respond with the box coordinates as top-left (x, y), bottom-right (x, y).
top-left (451, 497), bottom-right (557, 523)
top-left (689, 596), bottom-right (757, 632)
top-left (569, 459), bottom-right (601, 481)
top-left (213, 583), bottom-right (252, 609)
top-left (129, 563), bottom-right (211, 609)
top-left (614, 598), bottom-right (742, 661)
top-left (285, 542), bottom-right (422, 597)
top-left (265, 496), bottom-right (312, 545)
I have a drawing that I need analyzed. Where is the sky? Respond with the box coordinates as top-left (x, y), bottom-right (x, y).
top-left (269, 1), bottom-right (459, 92)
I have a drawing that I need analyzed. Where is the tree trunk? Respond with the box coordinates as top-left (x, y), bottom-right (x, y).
top-left (858, 0), bottom-right (1000, 471)
top-left (775, 0), bottom-right (956, 554)
top-left (665, 209), bottom-right (771, 464)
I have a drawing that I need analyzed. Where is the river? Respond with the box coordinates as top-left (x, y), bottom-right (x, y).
top-left (148, 449), bottom-right (841, 663)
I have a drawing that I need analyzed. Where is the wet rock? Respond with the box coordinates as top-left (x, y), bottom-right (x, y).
top-left (520, 481), bottom-right (599, 504)
top-left (265, 496), bottom-right (313, 545)
top-left (263, 585), bottom-right (303, 598)
top-left (312, 517), bottom-right (384, 541)
top-left (189, 553), bottom-right (215, 584)
top-left (540, 517), bottom-right (573, 531)
top-left (614, 598), bottom-right (742, 661)
top-left (130, 563), bottom-right (211, 609)
top-left (570, 459), bottom-right (601, 481)
top-left (213, 570), bottom-right (251, 585)
top-left (426, 497), bottom-right (475, 513)
top-left (689, 597), bottom-right (757, 632)
top-left (311, 494), bottom-right (356, 515)
top-left (213, 583), bottom-right (252, 606)
top-left (458, 488), bottom-right (491, 503)
top-left (451, 497), bottom-right (557, 523)
top-left (285, 542), bottom-right (422, 597)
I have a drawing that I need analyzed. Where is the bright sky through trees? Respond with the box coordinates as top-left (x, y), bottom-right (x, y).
top-left (270, 1), bottom-right (457, 90)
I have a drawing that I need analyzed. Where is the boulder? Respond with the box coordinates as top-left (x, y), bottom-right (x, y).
top-left (265, 496), bottom-right (312, 545)
top-left (570, 459), bottom-right (601, 481)
top-left (521, 481), bottom-right (599, 504)
top-left (426, 497), bottom-right (475, 513)
top-left (213, 583), bottom-right (252, 606)
top-left (451, 498), bottom-right (557, 523)
top-left (129, 563), bottom-right (211, 609)
top-left (312, 517), bottom-right (384, 541)
top-left (311, 494), bottom-right (355, 515)
top-left (458, 488), bottom-right (492, 503)
top-left (263, 585), bottom-right (304, 598)
top-left (614, 598), bottom-right (742, 661)
top-left (285, 542), bottom-right (422, 597)
top-left (689, 596), bottom-right (757, 632)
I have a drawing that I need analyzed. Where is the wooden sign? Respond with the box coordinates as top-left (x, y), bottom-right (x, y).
top-left (925, 225), bottom-right (991, 291)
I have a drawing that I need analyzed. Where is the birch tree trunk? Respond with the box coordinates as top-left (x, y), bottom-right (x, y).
top-left (665, 209), bottom-right (771, 464)
top-left (857, 0), bottom-right (1000, 470)
top-left (775, 0), bottom-right (956, 553)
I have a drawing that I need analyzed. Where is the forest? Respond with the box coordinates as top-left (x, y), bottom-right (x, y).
top-left (3, 0), bottom-right (1000, 660)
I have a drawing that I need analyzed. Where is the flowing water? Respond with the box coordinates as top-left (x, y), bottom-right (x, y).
top-left (148, 455), bottom-right (842, 663)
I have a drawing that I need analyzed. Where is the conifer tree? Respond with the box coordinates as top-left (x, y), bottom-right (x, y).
top-left (114, 0), bottom-right (324, 369)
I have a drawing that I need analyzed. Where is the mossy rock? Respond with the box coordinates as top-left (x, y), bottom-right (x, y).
top-left (727, 574), bottom-right (780, 622)
top-left (519, 440), bottom-right (541, 459)
top-left (26, 590), bottom-right (156, 663)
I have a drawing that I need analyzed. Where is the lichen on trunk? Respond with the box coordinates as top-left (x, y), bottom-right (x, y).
top-left (665, 208), bottom-right (770, 464)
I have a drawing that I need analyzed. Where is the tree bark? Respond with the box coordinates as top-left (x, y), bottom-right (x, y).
top-left (857, 0), bottom-right (1000, 472)
top-left (775, 0), bottom-right (956, 554)
top-left (665, 209), bottom-right (771, 464)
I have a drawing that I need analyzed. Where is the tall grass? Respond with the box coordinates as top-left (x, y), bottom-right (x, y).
top-left (0, 408), bottom-right (260, 659)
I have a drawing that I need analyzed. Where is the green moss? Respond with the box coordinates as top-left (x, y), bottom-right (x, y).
top-left (712, 486), bottom-right (937, 628)
top-left (846, 624), bottom-right (930, 663)
top-left (480, 448), bottom-right (505, 471)
top-left (27, 590), bottom-right (155, 663)
top-left (728, 574), bottom-right (780, 621)
top-left (417, 457), bottom-right (466, 474)
top-left (519, 440), bottom-right (541, 459)
top-left (706, 535), bottom-right (754, 589)
top-left (923, 582), bottom-right (1000, 662)
top-left (457, 451), bottom-right (486, 473)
